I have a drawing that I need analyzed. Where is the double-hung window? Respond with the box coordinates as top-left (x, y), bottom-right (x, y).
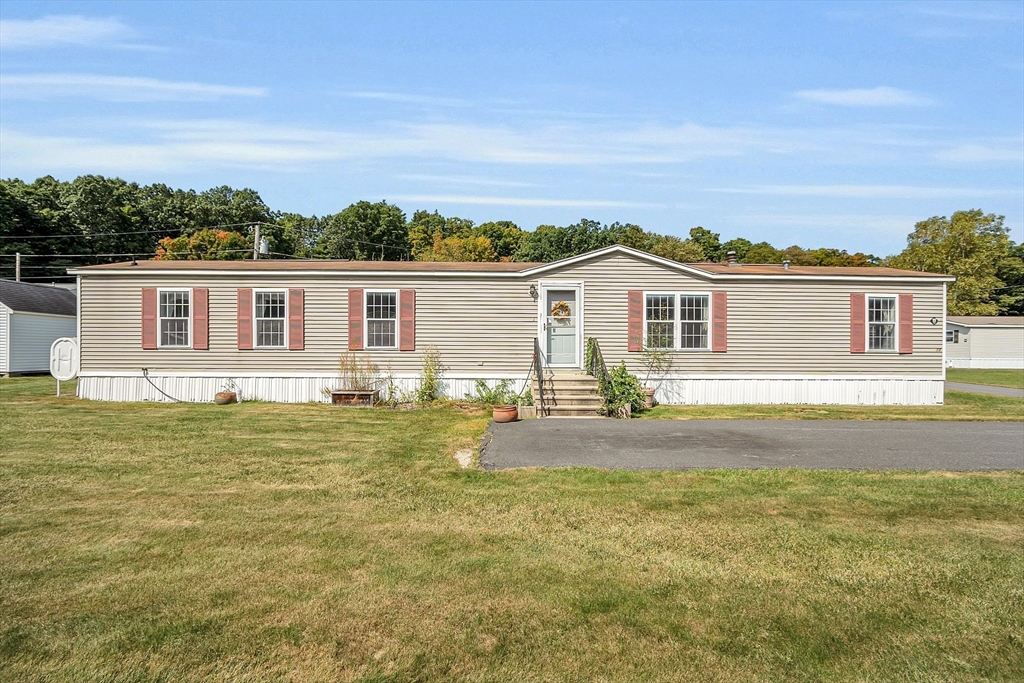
top-left (158, 290), bottom-right (190, 348)
top-left (366, 291), bottom-right (397, 348)
top-left (255, 290), bottom-right (286, 348)
top-left (945, 329), bottom-right (959, 344)
top-left (644, 293), bottom-right (709, 350)
top-left (867, 296), bottom-right (896, 351)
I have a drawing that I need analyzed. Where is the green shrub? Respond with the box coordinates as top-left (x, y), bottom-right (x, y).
top-left (416, 345), bottom-right (446, 405)
top-left (606, 362), bottom-right (646, 417)
top-left (465, 379), bottom-right (518, 406)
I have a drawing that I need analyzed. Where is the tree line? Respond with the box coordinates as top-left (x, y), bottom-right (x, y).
top-left (1, 175), bottom-right (1021, 314)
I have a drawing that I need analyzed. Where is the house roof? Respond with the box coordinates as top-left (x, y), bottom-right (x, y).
top-left (947, 316), bottom-right (1024, 327)
top-left (72, 259), bottom-right (541, 272)
top-left (68, 244), bottom-right (955, 281)
top-left (0, 279), bottom-right (77, 316)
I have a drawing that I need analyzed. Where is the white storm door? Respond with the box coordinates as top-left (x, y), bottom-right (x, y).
top-left (544, 287), bottom-right (580, 367)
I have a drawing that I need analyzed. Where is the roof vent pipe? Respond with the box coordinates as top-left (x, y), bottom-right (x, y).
top-left (726, 250), bottom-right (739, 266)
top-left (783, 260), bottom-right (790, 270)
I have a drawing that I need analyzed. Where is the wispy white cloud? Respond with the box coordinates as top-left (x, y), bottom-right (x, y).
top-left (0, 74), bottom-right (266, 101)
top-left (391, 194), bottom-right (662, 209)
top-left (707, 184), bottom-right (1018, 199)
top-left (0, 15), bottom-right (144, 50)
top-left (933, 143), bottom-right (1024, 164)
top-left (795, 86), bottom-right (933, 107)
top-left (397, 174), bottom-right (537, 188)
top-left (729, 213), bottom-right (922, 235)
top-left (340, 91), bottom-right (470, 107)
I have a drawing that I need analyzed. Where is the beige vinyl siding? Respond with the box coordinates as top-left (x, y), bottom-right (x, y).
top-left (541, 253), bottom-right (944, 376)
top-left (79, 252), bottom-right (946, 378)
top-left (80, 274), bottom-right (539, 375)
top-left (946, 325), bottom-right (971, 361)
top-left (969, 327), bottom-right (1024, 360)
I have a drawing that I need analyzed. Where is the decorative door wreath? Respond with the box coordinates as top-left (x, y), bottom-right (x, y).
top-left (550, 300), bottom-right (572, 321)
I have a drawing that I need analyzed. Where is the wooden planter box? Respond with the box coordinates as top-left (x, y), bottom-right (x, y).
top-left (330, 390), bottom-right (378, 407)
top-left (518, 405), bottom-right (537, 420)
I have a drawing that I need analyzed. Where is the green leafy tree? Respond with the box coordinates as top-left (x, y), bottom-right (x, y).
top-left (688, 226), bottom-right (722, 261)
top-left (407, 210), bottom-right (447, 259)
top-left (474, 221), bottom-right (524, 260)
top-left (418, 233), bottom-right (497, 262)
top-left (156, 229), bottom-right (250, 260)
top-left (742, 241), bottom-right (784, 263)
top-left (649, 235), bottom-right (704, 262)
top-left (995, 242), bottom-right (1024, 314)
top-left (316, 201), bottom-right (409, 260)
top-left (720, 237), bottom-right (752, 262)
top-left (514, 219), bottom-right (617, 262)
top-left (887, 210), bottom-right (1012, 315)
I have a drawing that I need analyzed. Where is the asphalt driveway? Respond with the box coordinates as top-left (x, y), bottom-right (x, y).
top-left (481, 419), bottom-right (1024, 471)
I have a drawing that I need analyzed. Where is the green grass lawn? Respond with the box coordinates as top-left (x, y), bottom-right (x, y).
top-left (946, 368), bottom-right (1024, 390)
top-left (2, 377), bottom-right (1022, 682)
top-left (643, 390), bottom-right (1024, 421)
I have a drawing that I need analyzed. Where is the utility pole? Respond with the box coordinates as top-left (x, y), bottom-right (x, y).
top-left (252, 224), bottom-right (261, 260)
top-left (15, 252), bottom-right (20, 281)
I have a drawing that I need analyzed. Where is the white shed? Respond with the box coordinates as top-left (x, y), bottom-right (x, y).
top-left (945, 316), bottom-right (1024, 369)
top-left (0, 280), bottom-right (77, 375)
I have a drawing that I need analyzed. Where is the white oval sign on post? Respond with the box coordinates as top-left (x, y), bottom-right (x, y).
top-left (50, 337), bottom-right (79, 381)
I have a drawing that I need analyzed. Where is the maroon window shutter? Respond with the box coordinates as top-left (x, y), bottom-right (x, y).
top-left (627, 290), bottom-right (643, 351)
top-left (141, 288), bottom-right (157, 349)
top-left (711, 291), bottom-right (728, 352)
top-left (288, 289), bottom-right (304, 350)
top-left (193, 288), bottom-right (209, 350)
top-left (348, 288), bottom-right (364, 351)
top-left (898, 294), bottom-right (913, 354)
top-left (237, 288), bottom-right (253, 350)
top-left (850, 293), bottom-right (866, 353)
top-left (399, 289), bottom-right (416, 351)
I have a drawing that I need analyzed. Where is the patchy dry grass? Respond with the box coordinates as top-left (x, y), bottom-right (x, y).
top-left (946, 368), bottom-right (1024, 390)
top-left (643, 390), bottom-right (1024, 421)
top-left (1, 376), bottom-right (1023, 682)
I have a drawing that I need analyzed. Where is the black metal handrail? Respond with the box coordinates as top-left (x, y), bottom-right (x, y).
top-left (585, 337), bottom-right (610, 412)
top-left (532, 337), bottom-right (546, 417)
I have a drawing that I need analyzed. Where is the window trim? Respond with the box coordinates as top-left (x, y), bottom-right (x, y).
top-left (364, 289), bottom-right (399, 350)
top-left (252, 288), bottom-right (289, 349)
top-left (945, 329), bottom-right (959, 344)
top-left (156, 287), bottom-right (193, 350)
top-left (865, 293), bottom-right (899, 353)
top-left (642, 290), bottom-right (712, 352)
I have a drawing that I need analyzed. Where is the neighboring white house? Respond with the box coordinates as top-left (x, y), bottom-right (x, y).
top-left (945, 316), bottom-right (1024, 369)
top-left (0, 280), bottom-right (78, 376)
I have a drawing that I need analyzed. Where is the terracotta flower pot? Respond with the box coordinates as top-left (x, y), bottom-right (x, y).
top-left (492, 405), bottom-right (518, 423)
top-left (214, 391), bottom-right (237, 405)
top-left (642, 387), bottom-right (656, 410)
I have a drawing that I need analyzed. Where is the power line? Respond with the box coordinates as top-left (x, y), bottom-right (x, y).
top-left (0, 221), bottom-right (272, 241)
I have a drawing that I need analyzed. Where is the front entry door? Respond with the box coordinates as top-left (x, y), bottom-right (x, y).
top-left (544, 288), bottom-right (579, 367)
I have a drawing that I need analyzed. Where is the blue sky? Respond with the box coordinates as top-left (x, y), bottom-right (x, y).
top-left (1, 1), bottom-right (1021, 256)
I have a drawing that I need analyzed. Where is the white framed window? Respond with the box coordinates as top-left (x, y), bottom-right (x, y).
top-left (366, 290), bottom-right (397, 349)
top-left (867, 295), bottom-right (897, 351)
top-left (158, 289), bottom-right (191, 348)
top-left (644, 292), bottom-right (709, 350)
top-left (946, 329), bottom-right (959, 344)
top-left (254, 290), bottom-right (287, 348)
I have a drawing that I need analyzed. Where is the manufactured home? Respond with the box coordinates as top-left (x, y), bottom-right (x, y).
top-left (945, 316), bottom-right (1024, 369)
top-left (70, 245), bottom-right (953, 407)
top-left (0, 280), bottom-right (77, 376)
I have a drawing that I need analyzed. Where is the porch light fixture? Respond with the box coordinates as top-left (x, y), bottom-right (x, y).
top-left (529, 283), bottom-right (538, 299)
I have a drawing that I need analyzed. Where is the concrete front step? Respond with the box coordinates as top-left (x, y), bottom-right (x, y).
top-left (540, 407), bottom-right (604, 417)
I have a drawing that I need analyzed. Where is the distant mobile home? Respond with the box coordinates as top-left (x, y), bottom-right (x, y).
top-left (0, 280), bottom-right (78, 376)
top-left (70, 245), bottom-right (953, 406)
top-left (945, 316), bottom-right (1024, 369)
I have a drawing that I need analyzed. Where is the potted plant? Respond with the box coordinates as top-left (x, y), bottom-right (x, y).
top-left (466, 379), bottom-right (520, 422)
top-left (639, 346), bottom-right (672, 409)
top-left (214, 379), bottom-right (238, 405)
top-left (329, 353), bottom-right (381, 407)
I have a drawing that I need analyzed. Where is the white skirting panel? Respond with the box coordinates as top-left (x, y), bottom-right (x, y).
top-left (651, 378), bottom-right (944, 406)
top-left (947, 358), bottom-right (1024, 369)
top-left (77, 375), bottom-right (530, 404)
